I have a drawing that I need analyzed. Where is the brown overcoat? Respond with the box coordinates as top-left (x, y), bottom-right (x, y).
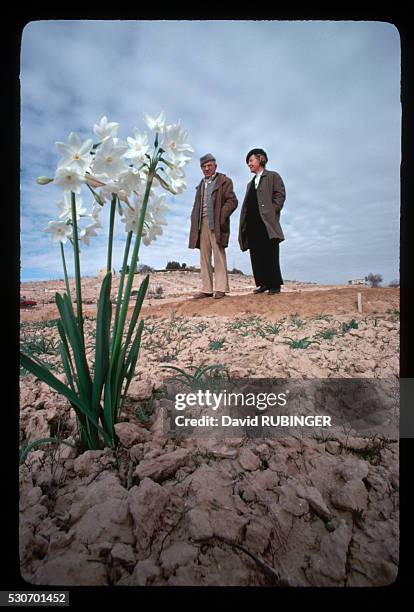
top-left (238, 170), bottom-right (286, 252)
top-left (188, 173), bottom-right (238, 249)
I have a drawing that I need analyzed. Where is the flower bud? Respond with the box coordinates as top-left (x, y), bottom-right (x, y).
top-left (36, 176), bottom-right (54, 185)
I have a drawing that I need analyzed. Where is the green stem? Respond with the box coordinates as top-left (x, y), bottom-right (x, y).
top-left (111, 230), bottom-right (132, 354)
top-left (70, 191), bottom-right (84, 346)
top-left (60, 241), bottom-right (71, 300)
top-left (110, 167), bottom-right (155, 368)
top-left (106, 194), bottom-right (117, 273)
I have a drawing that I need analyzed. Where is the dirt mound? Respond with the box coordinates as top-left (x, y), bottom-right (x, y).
top-left (141, 287), bottom-right (399, 320)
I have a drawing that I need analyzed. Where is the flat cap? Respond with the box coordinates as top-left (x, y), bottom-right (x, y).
top-left (200, 153), bottom-right (216, 166)
top-left (246, 148), bottom-right (268, 163)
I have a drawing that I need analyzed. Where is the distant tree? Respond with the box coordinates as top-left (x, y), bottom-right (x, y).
top-left (366, 273), bottom-right (383, 288)
top-left (181, 263), bottom-right (187, 269)
top-left (166, 261), bottom-right (181, 270)
top-left (229, 267), bottom-right (244, 275)
top-left (137, 263), bottom-right (154, 273)
top-left (388, 279), bottom-right (400, 288)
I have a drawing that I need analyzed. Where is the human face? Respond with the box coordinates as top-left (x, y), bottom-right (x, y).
top-left (247, 155), bottom-right (262, 174)
top-left (201, 161), bottom-right (217, 178)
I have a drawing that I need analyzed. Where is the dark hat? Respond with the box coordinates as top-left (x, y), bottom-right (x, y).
top-left (200, 153), bottom-right (216, 166)
top-left (246, 148), bottom-right (268, 163)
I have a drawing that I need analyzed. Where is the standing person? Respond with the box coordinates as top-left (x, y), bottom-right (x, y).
top-left (238, 148), bottom-right (286, 294)
top-left (189, 154), bottom-right (238, 299)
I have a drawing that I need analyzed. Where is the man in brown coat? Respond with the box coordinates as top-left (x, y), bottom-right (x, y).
top-left (189, 154), bottom-right (238, 299)
top-left (238, 148), bottom-right (286, 294)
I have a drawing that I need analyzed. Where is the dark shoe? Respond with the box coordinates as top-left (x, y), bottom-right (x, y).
top-left (253, 286), bottom-right (268, 294)
top-left (268, 287), bottom-right (281, 294)
top-left (213, 291), bottom-right (226, 299)
top-left (193, 292), bottom-right (213, 299)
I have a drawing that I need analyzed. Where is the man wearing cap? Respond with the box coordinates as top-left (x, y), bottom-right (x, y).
top-left (189, 154), bottom-right (238, 299)
top-left (238, 149), bottom-right (286, 294)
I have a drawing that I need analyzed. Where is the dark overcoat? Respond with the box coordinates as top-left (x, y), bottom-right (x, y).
top-left (238, 170), bottom-right (286, 251)
top-left (188, 173), bottom-right (238, 249)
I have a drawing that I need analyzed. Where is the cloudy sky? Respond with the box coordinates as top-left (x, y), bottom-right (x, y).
top-left (20, 20), bottom-right (401, 285)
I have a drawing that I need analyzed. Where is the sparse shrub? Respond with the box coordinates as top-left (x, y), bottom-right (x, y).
top-left (137, 263), bottom-right (154, 273)
top-left (388, 279), bottom-right (399, 288)
top-left (341, 319), bottom-right (359, 333)
top-left (166, 261), bottom-right (181, 270)
top-left (366, 273), bottom-right (383, 288)
top-left (229, 267), bottom-right (244, 275)
top-left (208, 339), bottom-right (226, 350)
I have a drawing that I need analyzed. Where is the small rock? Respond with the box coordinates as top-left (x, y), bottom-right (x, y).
top-left (238, 448), bottom-right (261, 471)
top-left (114, 422), bottom-right (151, 448)
top-left (128, 477), bottom-right (170, 551)
top-left (295, 483), bottom-right (331, 519)
top-left (335, 456), bottom-right (369, 482)
top-left (128, 380), bottom-right (153, 401)
top-left (134, 448), bottom-right (190, 482)
top-left (331, 480), bottom-right (368, 511)
top-left (111, 543), bottom-right (136, 566)
top-left (325, 440), bottom-right (341, 455)
top-left (187, 508), bottom-right (213, 540)
top-left (73, 450), bottom-right (104, 476)
top-left (160, 542), bottom-right (198, 574)
top-left (126, 558), bottom-right (161, 586)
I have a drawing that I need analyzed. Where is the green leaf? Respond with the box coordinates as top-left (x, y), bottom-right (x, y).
top-left (92, 272), bottom-right (112, 416)
top-left (120, 319), bottom-right (144, 412)
top-left (55, 293), bottom-right (92, 405)
top-left (155, 173), bottom-right (177, 194)
top-left (20, 436), bottom-right (77, 464)
top-left (20, 352), bottom-right (105, 438)
top-left (57, 320), bottom-right (76, 392)
top-left (123, 275), bottom-right (149, 353)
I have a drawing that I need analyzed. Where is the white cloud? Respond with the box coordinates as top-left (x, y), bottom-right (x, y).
top-left (20, 20), bottom-right (400, 284)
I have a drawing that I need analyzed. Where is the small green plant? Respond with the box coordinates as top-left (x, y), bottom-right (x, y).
top-left (208, 338), bottom-right (225, 350)
top-left (324, 520), bottom-right (335, 532)
top-left (341, 319), bottom-right (359, 333)
top-left (285, 337), bottom-right (320, 349)
top-left (313, 313), bottom-right (331, 321)
top-left (316, 328), bottom-right (337, 340)
top-left (20, 334), bottom-right (62, 376)
top-left (290, 314), bottom-right (304, 328)
top-left (19, 436), bottom-right (76, 465)
top-left (20, 334), bottom-right (60, 355)
top-left (162, 362), bottom-right (228, 391)
top-left (194, 322), bottom-right (209, 333)
top-left (386, 308), bottom-right (399, 321)
top-left (264, 322), bottom-right (283, 335)
top-left (136, 396), bottom-right (155, 424)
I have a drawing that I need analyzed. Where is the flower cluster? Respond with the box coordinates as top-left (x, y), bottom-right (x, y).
top-left (42, 112), bottom-right (193, 248)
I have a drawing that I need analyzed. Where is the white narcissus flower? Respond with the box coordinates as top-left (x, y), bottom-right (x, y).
top-left (79, 223), bottom-right (100, 246)
top-left (168, 151), bottom-right (192, 168)
top-left (57, 193), bottom-right (87, 221)
top-left (90, 204), bottom-right (103, 228)
top-left (121, 205), bottom-right (141, 234)
top-left (93, 116), bottom-right (119, 141)
top-left (162, 122), bottom-right (194, 158)
top-left (143, 111), bottom-right (166, 132)
top-left (124, 129), bottom-right (150, 164)
top-left (54, 167), bottom-right (85, 193)
top-left (44, 220), bottom-right (72, 244)
top-left (55, 132), bottom-right (93, 173)
top-left (162, 165), bottom-right (187, 194)
top-left (91, 137), bottom-right (128, 180)
top-left (117, 167), bottom-right (142, 194)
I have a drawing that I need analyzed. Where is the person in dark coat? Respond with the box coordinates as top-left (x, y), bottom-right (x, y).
top-left (238, 148), bottom-right (286, 294)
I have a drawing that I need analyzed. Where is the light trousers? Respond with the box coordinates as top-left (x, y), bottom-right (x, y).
top-left (199, 219), bottom-right (230, 293)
